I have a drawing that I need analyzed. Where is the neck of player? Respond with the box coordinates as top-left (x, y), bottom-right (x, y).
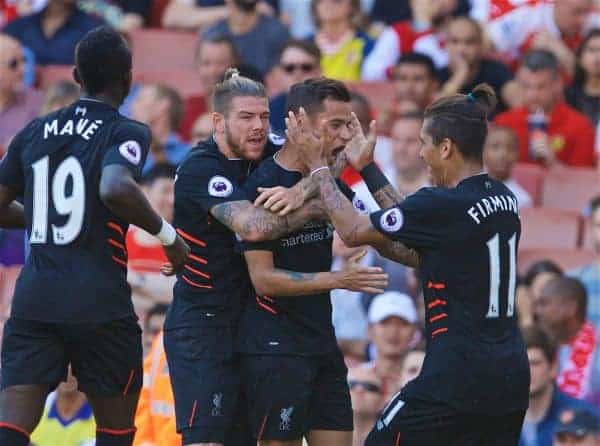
top-left (444, 159), bottom-right (484, 188)
top-left (525, 383), bottom-right (554, 423)
top-left (82, 92), bottom-right (122, 110)
top-left (276, 143), bottom-right (311, 175)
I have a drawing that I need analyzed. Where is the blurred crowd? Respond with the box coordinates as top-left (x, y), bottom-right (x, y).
top-left (4, 0), bottom-right (600, 445)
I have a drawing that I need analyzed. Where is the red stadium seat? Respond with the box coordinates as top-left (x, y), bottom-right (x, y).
top-left (134, 69), bottom-right (205, 98)
top-left (128, 29), bottom-right (199, 71)
top-left (512, 163), bottom-right (545, 206)
top-left (518, 248), bottom-right (595, 275)
top-left (520, 208), bottom-right (582, 250)
top-left (347, 82), bottom-right (396, 115)
top-left (541, 166), bottom-right (600, 213)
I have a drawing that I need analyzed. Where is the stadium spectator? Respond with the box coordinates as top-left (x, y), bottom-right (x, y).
top-left (189, 112), bottom-right (213, 144)
top-left (126, 164), bottom-right (177, 315)
top-left (279, 0), bottom-right (314, 38)
top-left (566, 29), bottom-right (600, 127)
top-left (134, 331), bottom-right (179, 446)
top-left (387, 53), bottom-right (439, 114)
top-left (0, 33), bottom-right (43, 151)
top-left (483, 124), bottom-right (533, 208)
top-left (487, 0), bottom-right (600, 76)
top-left (519, 260), bottom-right (564, 328)
top-left (519, 325), bottom-right (597, 446)
top-left (1, 0), bottom-right (104, 65)
top-left (535, 277), bottom-right (600, 400)
top-left (269, 39), bottom-right (321, 134)
top-left (130, 84), bottom-right (189, 173)
top-left (398, 346), bottom-right (425, 389)
top-left (438, 16), bottom-right (516, 112)
top-left (77, 0), bottom-right (151, 32)
top-left (143, 303), bottom-right (168, 354)
top-left (347, 365), bottom-right (385, 446)
top-left (40, 80), bottom-right (79, 115)
top-left (386, 112), bottom-right (429, 197)
top-left (361, 0), bottom-right (459, 80)
top-left (495, 50), bottom-right (596, 167)
top-left (201, 0), bottom-right (290, 76)
top-left (361, 291), bottom-right (418, 403)
top-left (571, 196), bottom-right (600, 330)
top-left (30, 369), bottom-right (95, 446)
top-left (178, 35), bottom-right (238, 141)
top-left (554, 408), bottom-right (600, 446)
top-left (310, 0), bottom-right (373, 81)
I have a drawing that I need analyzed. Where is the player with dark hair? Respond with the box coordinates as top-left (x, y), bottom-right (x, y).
top-left (291, 83), bottom-right (530, 445)
top-left (0, 26), bottom-right (190, 446)
top-left (238, 78), bottom-right (388, 446)
top-left (164, 68), bottom-right (325, 446)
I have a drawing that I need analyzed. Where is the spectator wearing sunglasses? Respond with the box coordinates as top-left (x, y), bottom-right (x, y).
top-left (347, 366), bottom-right (384, 446)
top-left (0, 33), bottom-right (43, 153)
top-left (269, 39), bottom-right (322, 134)
top-left (554, 408), bottom-right (600, 446)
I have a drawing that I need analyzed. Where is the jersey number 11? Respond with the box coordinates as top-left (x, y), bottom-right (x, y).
top-left (486, 233), bottom-right (517, 319)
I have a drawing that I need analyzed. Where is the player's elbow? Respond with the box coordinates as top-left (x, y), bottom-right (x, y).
top-left (239, 227), bottom-right (266, 243)
top-left (248, 272), bottom-right (273, 296)
top-left (100, 177), bottom-right (129, 209)
top-left (337, 231), bottom-right (360, 248)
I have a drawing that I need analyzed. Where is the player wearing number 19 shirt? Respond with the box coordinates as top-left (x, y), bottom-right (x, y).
top-left (0, 28), bottom-right (189, 446)
top-left (301, 83), bottom-right (530, 445)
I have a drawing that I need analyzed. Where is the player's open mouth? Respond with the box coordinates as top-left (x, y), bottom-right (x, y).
top-left (248, 136), bottom-right (264, 146)
top-left (331, 146), bottom-right (345, 157)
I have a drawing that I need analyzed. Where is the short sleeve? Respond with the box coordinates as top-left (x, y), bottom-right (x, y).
top-left (102, 120), bottom-right (151, 180)
top-left (176, 154), bottom-right (249, 214)
top-left (369, 188), bottom-right (449, 249)
top-left (0, 128), bottom-right (26, 195)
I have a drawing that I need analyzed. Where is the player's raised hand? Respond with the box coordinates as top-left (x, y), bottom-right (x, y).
top-left (335, 249), bottom-right (389, 294)
top-left (344, 114), bottom-right (377, 171)
top-left (161, 234), bottom-right (190, 276)
top-left (286, 107), bottom-right (327, 168)
top-left (254, 185), bottom-right (304, 216)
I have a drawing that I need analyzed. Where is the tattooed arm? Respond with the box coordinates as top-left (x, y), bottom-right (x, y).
top-left (254, 175), bottom-right (319, 216)
top-left (210, 197), bottom-right (324, 242)
top-left (311, 169), bottom-right (420, 268)
top-left (245, 249), bottom-right (387, 297)
top-left (362, 163), bottom-right (406, 209)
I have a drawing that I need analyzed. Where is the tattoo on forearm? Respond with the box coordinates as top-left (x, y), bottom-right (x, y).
top-left (212, 200), bottom-right (319, 240)
top-left (282, 270), bottom-right (316, 282)
top-left (376, 241), bottom-right (419, 268)
top-left (315, 173), bottom-right (346, 212)
top-left (373, 185), bottom-right (405, 209)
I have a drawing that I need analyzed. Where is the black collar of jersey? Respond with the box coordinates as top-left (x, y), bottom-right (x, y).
top-left (78, 97), bottom-right (118, 112)
top-left (457, 172), bottom-right (489, 188)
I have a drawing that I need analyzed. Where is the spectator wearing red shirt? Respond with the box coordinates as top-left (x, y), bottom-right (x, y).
top-left (178, 35), bottom-right (238, 141)
top-left (495, 50), bottom-right (596, 167)
top-left (126, 164), bottom-right (177, 315)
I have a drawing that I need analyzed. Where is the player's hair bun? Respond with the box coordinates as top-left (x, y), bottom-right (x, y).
top-left (224, 68), bottom-right (240, 81)
top-left (469, 83), bottom-right (498, 117)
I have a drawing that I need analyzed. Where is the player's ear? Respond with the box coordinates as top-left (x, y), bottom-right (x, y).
top-left (73, 67), bottom-right (81, 86)
top-left (439, 137), bottom-right (453, 160)
top-left (212, 112), bottom-right (225, 134)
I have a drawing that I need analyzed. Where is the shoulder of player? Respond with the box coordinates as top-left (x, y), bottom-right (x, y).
top-left (245, 156), bottom-right (286, 190)
top-left (176, 142), bottom-right (223, 177)
top-left (112, 117), bottom-right (152, 140)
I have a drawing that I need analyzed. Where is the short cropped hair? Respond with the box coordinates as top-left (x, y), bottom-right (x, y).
top-left (521, 324), bottom-right (557, 364)
top-left (285, 77), bottom-right (351, 117)
top-left (521, 49), bottom-right (559, 76)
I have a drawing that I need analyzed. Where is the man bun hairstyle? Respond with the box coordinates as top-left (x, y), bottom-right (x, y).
top-left (423, 83), bottom-right (497, 162)
top-left (212, 67), bottom-right (267, 115)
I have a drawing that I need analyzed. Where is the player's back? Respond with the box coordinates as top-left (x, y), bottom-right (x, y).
top-left (8, 98), bottom-right (150, 324)
top-left (374, 173), bottom-right (529, 415)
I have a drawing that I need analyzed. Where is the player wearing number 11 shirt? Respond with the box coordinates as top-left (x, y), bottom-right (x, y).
top-left (294, 83), bottom-right (530, 445)
top-left (0, 27), bottom-right (189, 446)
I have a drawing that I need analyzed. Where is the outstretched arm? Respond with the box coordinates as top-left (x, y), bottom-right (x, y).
top-left (210, 197), bottom-right (324, 242)
top-left (245, 248), bottom-right (388, 297)
top-left (253, 175), bottom-right (319, 216)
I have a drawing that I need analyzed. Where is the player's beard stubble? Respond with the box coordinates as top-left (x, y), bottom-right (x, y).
top-left (224, 122), bottom-right (265, 161)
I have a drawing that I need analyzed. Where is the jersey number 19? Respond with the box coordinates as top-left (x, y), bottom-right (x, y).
top-left (30, 155), bottom-right (86, 245)
top-left (486, 233), bottom-right (517, 319)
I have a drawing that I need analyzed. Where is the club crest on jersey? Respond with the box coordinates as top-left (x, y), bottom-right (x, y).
top-left (208, 176), bottom-right (233, 197)
top-left (118, 140), bottom-right (141, 165)
top-left (380, 208), bottom-right (403, 232)
top-left (280, 406), bottom-right (294, 431)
